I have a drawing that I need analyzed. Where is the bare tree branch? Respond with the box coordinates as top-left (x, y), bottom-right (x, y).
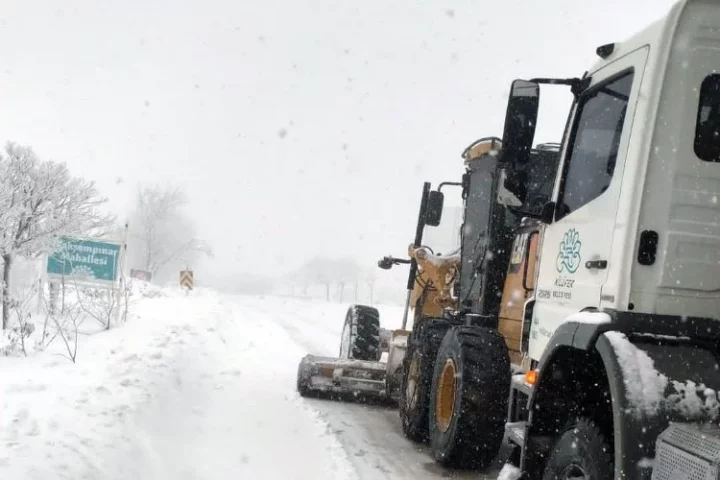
top-left (128, 184), bottom-right (211, 282)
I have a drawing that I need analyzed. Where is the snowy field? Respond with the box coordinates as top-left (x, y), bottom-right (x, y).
top-left (0, 287), bottom-right (505, 479)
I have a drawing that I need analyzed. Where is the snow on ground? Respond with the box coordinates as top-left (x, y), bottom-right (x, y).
top-left (0, 287), bottom-right (356, 480)
top-left (2, 289), bottom-right (506, 479)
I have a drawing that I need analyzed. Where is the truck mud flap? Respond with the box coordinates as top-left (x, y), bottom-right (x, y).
top-left (596, 332), bottom-right (720, 479)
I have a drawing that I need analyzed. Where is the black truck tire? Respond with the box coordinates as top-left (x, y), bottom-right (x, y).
top-left (541, 418), bottom-right (614, 480)
top-left (339, 305), bottom-right (380, 361)
top-left (429, 326), bottom-right (511, 469)
top-left (399, 319), bottom-right (452, 442)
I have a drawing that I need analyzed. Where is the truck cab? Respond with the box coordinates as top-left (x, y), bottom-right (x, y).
top-left (497, 0), bottom-right (720, 477)
top-left (424, 1), bottom-right (720, 478)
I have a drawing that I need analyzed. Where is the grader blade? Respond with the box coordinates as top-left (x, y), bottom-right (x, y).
top-left (297, 355), bottom-right (389, 399)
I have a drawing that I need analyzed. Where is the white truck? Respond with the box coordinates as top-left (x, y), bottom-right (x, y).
top-left (423, 0), bottom-right (720, 478)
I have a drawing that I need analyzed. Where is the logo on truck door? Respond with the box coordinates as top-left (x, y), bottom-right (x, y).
top-left (556, 228), bottom-right (582, 274)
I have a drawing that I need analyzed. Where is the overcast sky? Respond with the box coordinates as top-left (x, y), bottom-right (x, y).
top-left (1, 0), bottom-right (679, 284)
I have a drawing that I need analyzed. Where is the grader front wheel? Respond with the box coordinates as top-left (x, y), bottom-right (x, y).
top-left (429, 326), bottom-right (511, 469)
top-left (339, 305), bottom-right (380, 361)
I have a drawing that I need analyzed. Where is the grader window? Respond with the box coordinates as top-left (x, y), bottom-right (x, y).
top-left (557, 70), bottom-right (634, 219)
top-left (695, 74), bottom-right (720, 162)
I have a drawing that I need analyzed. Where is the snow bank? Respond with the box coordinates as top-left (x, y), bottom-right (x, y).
top-left (0, 287), bottom-right (356, 479)
top-left (128, 279), bottom-right (169, 298)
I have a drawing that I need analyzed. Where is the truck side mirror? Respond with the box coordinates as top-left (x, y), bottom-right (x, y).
top-left (501, 79), bottom-right (540, 167)
top-left (539, 202), bottom-right (556, 224)
top-left (425, 190), bottom-right (444, 226)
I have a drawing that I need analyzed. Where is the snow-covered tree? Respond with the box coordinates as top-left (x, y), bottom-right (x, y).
top-left (0, 142), bottom-right (115, 329)
top-left (128, 184), bottom-right (212, 283)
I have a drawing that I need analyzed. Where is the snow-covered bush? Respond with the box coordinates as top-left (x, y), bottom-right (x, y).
top-left (1, 283), bottom-right (40, 356)
top-left (1, 278), bottom-right (136, 361)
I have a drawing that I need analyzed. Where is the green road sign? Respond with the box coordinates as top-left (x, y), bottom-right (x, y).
top-left (47, 237), bottom-right (122, 284)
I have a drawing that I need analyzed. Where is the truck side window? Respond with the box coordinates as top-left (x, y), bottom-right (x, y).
top-left (695, 74), bottom-right (720, 162)
top-left (556, 70), bottom-right (634, 220)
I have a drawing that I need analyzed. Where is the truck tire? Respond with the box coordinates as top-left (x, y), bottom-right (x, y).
top-left (339, 305), bottom-right (380, 361)
top-left (541, 418), bottom-right (613, 480)
top-left (429, 325), bottom-right (510, 469)
top-left (399, 319), bottom-right (452, 442)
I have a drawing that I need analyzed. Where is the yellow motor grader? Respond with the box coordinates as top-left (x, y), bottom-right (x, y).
top-left (296, 181), bottom-right (463, 412)
top-left (295, 136), bottom-right (557, 444)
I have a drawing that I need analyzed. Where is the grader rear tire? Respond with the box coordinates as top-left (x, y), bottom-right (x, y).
top-left (339, 305), bottom-right (380, 361)
top-left (429, 326), bottom-right (511, 469)
top-left (399, 319), bottom-right (452, 442)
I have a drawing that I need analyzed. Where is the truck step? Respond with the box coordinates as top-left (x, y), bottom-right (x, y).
top-left (506, 421), bottom-right (527, 447)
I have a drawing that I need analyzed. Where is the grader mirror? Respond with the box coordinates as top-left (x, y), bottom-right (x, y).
top-left (425, 190), bottom-right (444, 227)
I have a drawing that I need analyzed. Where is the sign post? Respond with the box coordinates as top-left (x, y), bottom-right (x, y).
top-left (114, 223), bottom-right (129, 326)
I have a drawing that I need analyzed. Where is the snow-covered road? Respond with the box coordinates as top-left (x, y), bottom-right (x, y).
top-left (0, 288), bottom-right (506, 479)
top-left (240, 295), bottom-right (508, 479)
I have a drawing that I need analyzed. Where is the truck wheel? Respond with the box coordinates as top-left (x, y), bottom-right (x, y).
top-left (339, 305), bottom-right (380, 361)
top-left (541, 418), bottom-right (613, 480)
top-left (429, 326), bottom-right (510, 469)
top-left (399, 319), bottom-right (451, 442)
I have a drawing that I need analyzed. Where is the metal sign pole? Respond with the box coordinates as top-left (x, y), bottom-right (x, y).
top-left (114, 222), bottom-right (129, 326)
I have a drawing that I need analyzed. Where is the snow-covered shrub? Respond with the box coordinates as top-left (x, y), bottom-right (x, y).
top-left (1, 283), bottom-right (41, 356)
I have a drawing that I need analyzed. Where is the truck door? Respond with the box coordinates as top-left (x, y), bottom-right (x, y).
top-left (529, 47), bottom-right (648, 361)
